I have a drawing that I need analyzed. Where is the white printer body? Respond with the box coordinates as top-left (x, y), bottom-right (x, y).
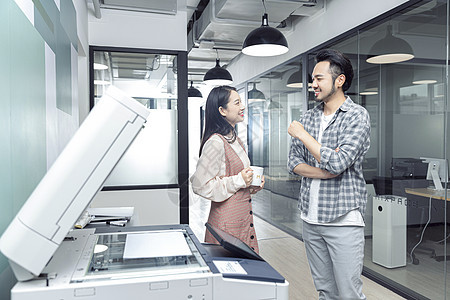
top-left (0, 87), bottom-right (288, 300)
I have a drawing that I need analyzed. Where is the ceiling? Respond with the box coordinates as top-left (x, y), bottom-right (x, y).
top-left (88, 0), bottom-right (447, 95)
top-left (87, 0), bottom-right (323, 86)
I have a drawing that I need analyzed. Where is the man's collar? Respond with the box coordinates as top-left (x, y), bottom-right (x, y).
top-left (315, 96), bottom-right (353, 114)
top-left (339, 96), bottom-right (353, 112)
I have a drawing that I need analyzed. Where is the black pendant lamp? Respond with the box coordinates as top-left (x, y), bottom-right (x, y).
top-left (248, 82), bottom-right (266, 103)
top-left (359, 80), bottom-right (379, 96)
top-left (366, 25), bottom-right (414, 64)
top-left (242, 0), bottom-right (288, 57)
top-left (286, 70), bottom-right (302, 88)
top-left (412, 66), bottom-right (438, 85)
top-left (286, 68), bottom-right (312, 88)
top-left (188, 81), bottom-right (202, 98)
top-left (268, 98), bottom-right (283, 110)
top-left (203, 58), bottom-right (233, 86)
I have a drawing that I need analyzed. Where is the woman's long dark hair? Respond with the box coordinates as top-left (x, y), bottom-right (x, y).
top-left (199, 86), bottom-right (237, 156)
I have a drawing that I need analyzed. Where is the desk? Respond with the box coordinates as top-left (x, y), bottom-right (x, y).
top-left (405, 188), bottom-right (450, 201)
top-left (405, 188), bottom-right (448, 263)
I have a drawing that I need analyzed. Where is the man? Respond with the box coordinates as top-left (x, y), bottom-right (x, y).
top-left (288, 49), bottom-right (370, 300)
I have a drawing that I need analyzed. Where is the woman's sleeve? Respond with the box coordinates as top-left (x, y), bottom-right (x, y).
top-left (190, 138), bottom-right (246, 202)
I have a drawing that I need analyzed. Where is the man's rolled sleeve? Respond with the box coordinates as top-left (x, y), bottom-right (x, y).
top-left (319, 146), bottom-right (334, 172)
top-left (288, 138), bottom-right (306, 174)
top-left (319, 110), bottom-right (371, 174)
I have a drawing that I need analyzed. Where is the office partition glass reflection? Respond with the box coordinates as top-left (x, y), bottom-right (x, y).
top-left (350, 2), bottom-right (447, 299)
top-left (247, 1), bottom-right (449, 298)
top-left (247, 62), bottom-right (305, 238)
top-left (92, 50), bottom-right (179, 187)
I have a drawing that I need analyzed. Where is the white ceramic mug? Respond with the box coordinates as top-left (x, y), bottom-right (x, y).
top-left (250, 166), bottom-right (264, 186)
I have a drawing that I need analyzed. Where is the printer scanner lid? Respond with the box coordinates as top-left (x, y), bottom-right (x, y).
top-left (0, 86), bottom-right (150, 281)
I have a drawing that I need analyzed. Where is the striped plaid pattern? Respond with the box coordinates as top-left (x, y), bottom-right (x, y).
top-left (205, 134), bottom-right (259, 253)
top-left (288, 97), bottom-right (371, 223)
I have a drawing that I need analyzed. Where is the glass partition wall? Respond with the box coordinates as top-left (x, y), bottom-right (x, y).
top-left (248, 62), bottom-right (306, 239)
top-left (247, 1), bottom-right (449, 298)
top-left (89, 46), bottom-right (189, 224)
top-left (92, 50), bottom-right (180, 187)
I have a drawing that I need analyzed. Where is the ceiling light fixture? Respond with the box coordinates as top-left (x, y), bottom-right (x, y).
top-left (359, 88), bottom-right (378, 96)
top-left (94, 63), bottom-right (108, 70)
top-left (203, 50), bottom-right (233, 86)
top-left (286, 70), bottom-right (302, 88)
top-left (242, 0), bottom-right (289, 57)
top-left (93, 80), bottom-right (111, 85)
top-left (248, 82), bottom-right (265, 102)
top-left (286, 67), bottom-right (312, 88)
top-left (412, 67), bottom-right (439, 85)
top-left (359, 80), bottom-right (378, 95)
top-left (188, 81), bottom-right (203, 98)
top-left (93, 52), bottom-right (109, 70)
top-left (366, 25), bottom-right (414, 64)
top-left (267, 98), bottom-right (283, 110)
top-left (413, 79), bottom-right (437, 85)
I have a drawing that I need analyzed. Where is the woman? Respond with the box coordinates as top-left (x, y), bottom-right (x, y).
top-left (190, 85), bottom-right (264, 253)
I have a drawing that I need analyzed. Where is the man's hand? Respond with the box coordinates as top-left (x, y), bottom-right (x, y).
top-left (288, 121), bottom-right (306, 140)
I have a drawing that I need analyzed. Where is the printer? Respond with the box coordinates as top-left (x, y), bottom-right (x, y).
top-left (0, 86), bottom-right (288, 300)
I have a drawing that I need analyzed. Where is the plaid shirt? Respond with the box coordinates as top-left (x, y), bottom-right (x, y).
top-left (288, 97), bottom-right (371, 223)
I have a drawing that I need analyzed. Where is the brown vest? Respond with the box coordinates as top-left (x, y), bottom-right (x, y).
top-left (204, 134), bottom-right (259, 253)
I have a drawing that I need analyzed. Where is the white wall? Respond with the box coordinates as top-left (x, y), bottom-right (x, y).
top-left (188, 97), bottom-right (205, 176)
top-left (88, 7), bottom-right (187, 51)
top-left (228, 0), bottom-right (409, 85)
top-left (74, 1), bottom-right (89, 54)
top-left (87, 7), bottom-right (188, 224)
top-left (73, 1), bottom-right (90, 123)
top-left (91, 189), bottom-right (180, 225)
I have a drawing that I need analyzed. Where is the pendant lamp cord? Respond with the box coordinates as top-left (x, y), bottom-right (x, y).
top-left (262, 0), bottom-right (267, 14)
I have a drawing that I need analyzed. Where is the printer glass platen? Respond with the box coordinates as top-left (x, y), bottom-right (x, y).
top-left (72, 229), bottom-right (209, 282)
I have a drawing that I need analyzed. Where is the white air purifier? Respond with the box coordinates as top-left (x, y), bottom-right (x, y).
top-left (372, 195), bottom-right (407, 268)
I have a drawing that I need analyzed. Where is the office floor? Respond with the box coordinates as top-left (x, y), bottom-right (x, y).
top-left (247, 189), bottom-right (450, 300)
top-left (189, 192), bottom-right (405, 300)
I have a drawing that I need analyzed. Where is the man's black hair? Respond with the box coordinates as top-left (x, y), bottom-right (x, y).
top-left (315, 49), bottom-right (354, 92)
